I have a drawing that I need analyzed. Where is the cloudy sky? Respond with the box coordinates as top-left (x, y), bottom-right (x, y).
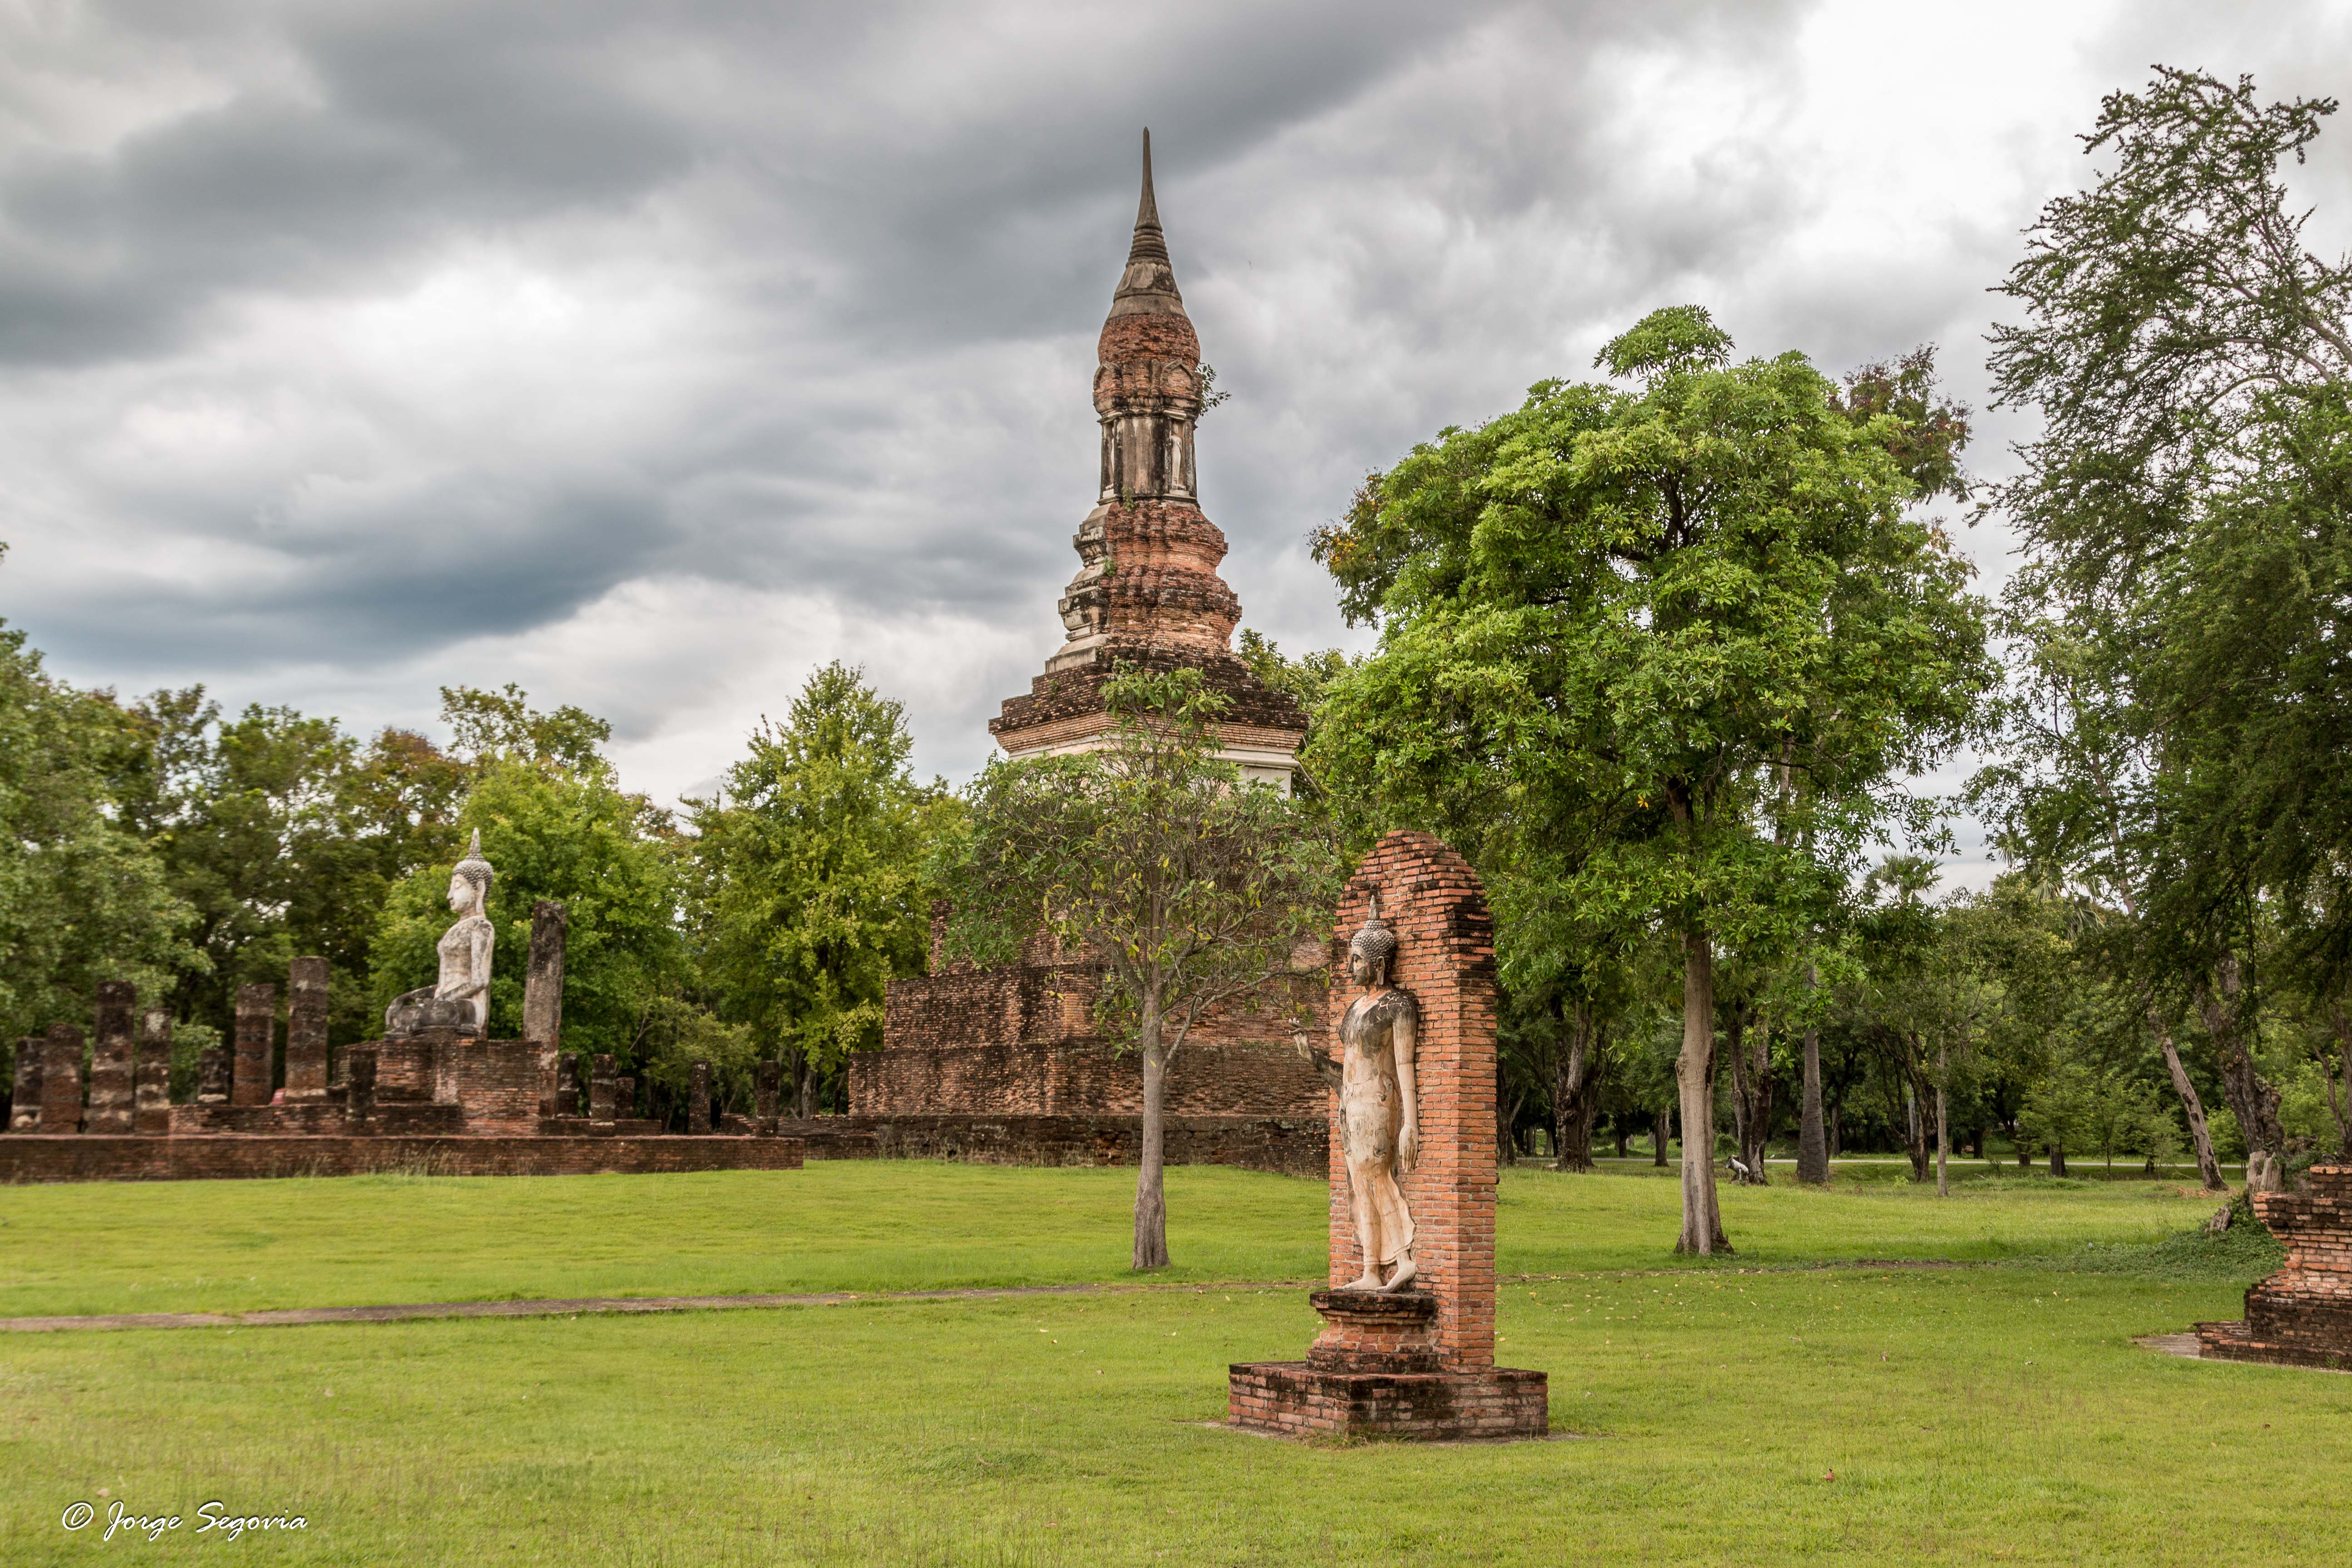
top-left (4, 0), bottom-right (2350, 871)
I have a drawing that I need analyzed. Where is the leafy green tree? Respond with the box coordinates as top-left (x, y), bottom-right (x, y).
top-left (0, 611), bottom-right (193, 1063)
top-left (105, 687), bottom-right (466, 1046)
top-left (1986, 67), bottom-right (2352, 1191)
top-left (941, 667), bottom-right (1339, 1270)
top-left (372, 692), bottom-right (685, 1059)
top-left (1307, 306), bottom-right (1993, 1253)
top-left (690, 663), bottom-right (949, 1115)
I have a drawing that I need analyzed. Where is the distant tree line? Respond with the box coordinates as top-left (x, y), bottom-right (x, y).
top-left (0, 637), bottom-right (953, 1125)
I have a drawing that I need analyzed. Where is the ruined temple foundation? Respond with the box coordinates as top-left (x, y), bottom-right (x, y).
top-left (2, 944), bottom-right (805, 1184)
top-left (1228, 832), bottom-right (1549, 1441)
top-left (2196, 1166), bottom-right (2352, 1370)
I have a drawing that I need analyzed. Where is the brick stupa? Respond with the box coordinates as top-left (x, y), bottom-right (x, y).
top-left (852, 134), bottom-right (1326, 1167)
top-left (988, 130), bottom-right (1305, 787)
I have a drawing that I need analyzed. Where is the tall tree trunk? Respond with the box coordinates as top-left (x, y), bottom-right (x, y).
top-left (1654, 1103), bottom-right (1672, 1167)
top-left (1675, 930), bottom-right (1729, 1255)
top-left (1734, 1017), bottom-right (1772, 1184)
top-left (1614, 1121), bottom-right (1630, 1159)
top-left (1497, 1058), bottom-right (1518, 1167)
top-left (1797, 958), bottom-right (1828, 1184)
top-left (2324, 1005), bottom-right (2352, 1160)
top-left (2049, 1140), bottom-right (2067, 1177)
top-left (1934, 1040), bottom-right (1950, 1198)
top-left (2151, 1007), bottom-right (2224, 1191)
top-left (2199, 957), bottom-right (2285, 1192)
top-left (1133, 1023), bottom-right (1171, 1271)
top-left (1554, 1001), bottom-right (1601, 1172)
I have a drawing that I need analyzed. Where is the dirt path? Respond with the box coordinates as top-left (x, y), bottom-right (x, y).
top-left (0, 1279), bottom-right (1319, 1334)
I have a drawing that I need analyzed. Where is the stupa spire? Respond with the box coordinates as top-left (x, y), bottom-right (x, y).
top-left (1137, 127), bottom-right (1161, 232)
top-left (1111, 129), bottom-right (1182, 317)
top-left (988, 131), bottom-right (1304, 791)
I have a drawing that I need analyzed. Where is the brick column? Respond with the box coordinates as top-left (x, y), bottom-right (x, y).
top-left (1325, 831), bottom-right (1499, 1374)
top-left (84, 981), bottom-right (137, 1133)
top-left (345, 1044), bottom-right (377, 1130)
top-left (232, 984), bottom-right (277, 1107)
top-left (524, 901), bottom-right (567, 1116)
top-left (9, 1039), bottom-right (45, 1131)
top-left (556, 1053), bottom-right (581, 1118)
top-left (135, 1009), bottom-right (173, 1134)
top-left (755, 1060), bottom-right (781, 1135)
top-left (616, 1075), bottom-right (637, 1122)
top-left (196, 1045), bottom-right (232, 1104)
top-left (285, 958), bottom-right (330, 1101)
top-left (40, 1023), bottom-right (86, 1134)
top-left (589, 1054), bottom-right (616, 1128)
top-left (689, 1060), bottom-right (712, 1133)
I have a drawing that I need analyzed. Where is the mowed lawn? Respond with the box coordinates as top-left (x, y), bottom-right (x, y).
top-left (5, 1162), bottom-right (2341, 1567)
top-left (0, 1160), bottom-right (2219, 1317)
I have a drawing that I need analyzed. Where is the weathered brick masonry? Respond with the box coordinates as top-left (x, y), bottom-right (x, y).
top-left (1228, 831), bottom-right (1549, 1440)
top-left (778, 1113), bottom-right (1324, 1177)
top-left (84, 982), bottom-right (136, 1134)
top-left (2199, 1165), bottom-right (2352, 1369)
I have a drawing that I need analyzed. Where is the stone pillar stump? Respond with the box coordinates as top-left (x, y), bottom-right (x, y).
top-left (285, 959), bottom-right (330, 1101)
top-left (40, 1023), bottom-right (85, 1134)
top-left (84, 982), bottom-right (137, 1133)
top-left (9, 1038), bottom-right (44, 1131)
top-left (232, 984), bottom-right (276, 1107)
top-left (135, 1009), bottom-right (173, 1134)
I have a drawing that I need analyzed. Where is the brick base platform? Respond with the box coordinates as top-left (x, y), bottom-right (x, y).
top-left (0, 1135), bottom-right (804, 1184)
top-left (1229, 1285), bottom-right (1548, 1441)
top-left (1227, 1360), bottom-right (1548, 1440)
top-left (2194, 1318), bottom-right (2352, 1371)
top-left (2194, 1165), bottom-right (2352, 1370)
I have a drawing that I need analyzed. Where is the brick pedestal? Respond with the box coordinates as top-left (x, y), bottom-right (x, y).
top-left (1230, 831), bottom-right (1547, 1441)
top-left (2199, 1166), bottom-right (2352, 1370)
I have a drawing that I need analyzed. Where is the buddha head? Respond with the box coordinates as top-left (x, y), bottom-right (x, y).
top-left (447, 828), bottom-right (495, 918)
top-left (1348, 892), bottom-right (1396, 990)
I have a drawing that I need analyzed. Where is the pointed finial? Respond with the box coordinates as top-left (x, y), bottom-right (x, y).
top-left (1138, 128), bottom-right (1160, 232)
top-left (467, 827), bottom-right (482, 858)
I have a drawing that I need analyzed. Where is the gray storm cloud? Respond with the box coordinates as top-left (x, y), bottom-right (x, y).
top-left (1, 0), bottom-right (2347, 829)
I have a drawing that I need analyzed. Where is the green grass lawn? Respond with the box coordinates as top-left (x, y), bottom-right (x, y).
top-left (1, 1162), bottom-right (2331, 1566)
top-left (0, 1160), bottom-right (2223, 1318)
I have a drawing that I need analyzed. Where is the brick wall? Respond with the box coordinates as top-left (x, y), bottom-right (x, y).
top-left (1323, 831), bottom-right (1499, 1375)
top-left (773, 1113), bottom-right (1324, 1176)
top-left (851, 1040), bottom-right (1324, 1119)
top-left (0, 1134), bottom-right (804, 1184)
top-left (432, 1038), bottom-right (544, 1133)
top-left (870, 930), bottom-right (1326, 1121)
top-left (170, 1103), bottom-right (467, 1137)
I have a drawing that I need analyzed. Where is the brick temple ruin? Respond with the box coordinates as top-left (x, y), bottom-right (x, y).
top-left (847, 132), bottom-right (1327, 1177)
top-left (0, 901), bottom-right (804, 1184)
top-left (2197, 1166), bottom-right (2352, 1370)
top-left (1228, 833), bottom-right (1548, 1439)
